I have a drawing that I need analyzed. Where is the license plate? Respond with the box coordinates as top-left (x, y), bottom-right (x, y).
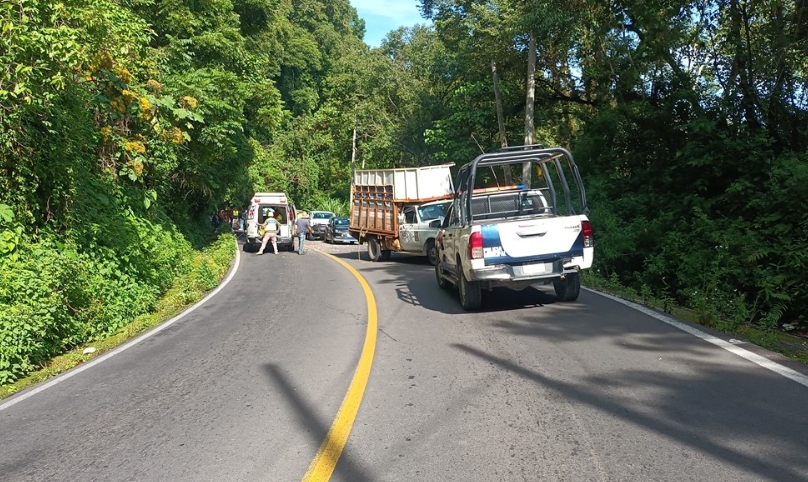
top-left (521, 263), bottom-right (547, 275)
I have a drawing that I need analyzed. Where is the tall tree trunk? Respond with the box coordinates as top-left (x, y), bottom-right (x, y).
top-left (728, 0), bottom-right (759, 128)
top-left (351, 126), bottom-right (357, 175)
top-left (491, 59), bottom-right (512, 184)
top-left (492, 59), bottom-right (508, 148)
top-left (523, 33), bottom-right (537, 184)
top-left (524, 34), bottom-right (536, 146)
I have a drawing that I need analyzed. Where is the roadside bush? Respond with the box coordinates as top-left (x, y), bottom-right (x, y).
top-left (580, 101), bottom-right (808, 333)
top-left (0, 213), bottom-right (214, 385)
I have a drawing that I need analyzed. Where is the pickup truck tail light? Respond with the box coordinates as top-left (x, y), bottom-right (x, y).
top-left (582, 220), bottom-right (594, 248)
top-left (469, 231), bottom-right (484, 259)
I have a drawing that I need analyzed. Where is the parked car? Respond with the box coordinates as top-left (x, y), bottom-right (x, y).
top-left (324, 217), bottom-right (357, 244)
top-left (308, 210), bottom-right (335, 239)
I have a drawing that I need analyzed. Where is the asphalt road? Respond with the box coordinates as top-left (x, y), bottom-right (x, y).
top-left (1, 239), bottom-right (807, 482)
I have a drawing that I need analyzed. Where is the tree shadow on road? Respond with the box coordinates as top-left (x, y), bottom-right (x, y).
top-left (313, 246), bottom-right (808, 481)
top-left (452, 343), bottom-right (808, 481)
top-left (260, 363), bottom-right (375, 482)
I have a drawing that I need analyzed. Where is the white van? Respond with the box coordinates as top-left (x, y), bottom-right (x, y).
top-left (244, 192), bottom-right (297, 252)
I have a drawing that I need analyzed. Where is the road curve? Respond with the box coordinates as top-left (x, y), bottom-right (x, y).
top-left (1, 241), bottom-right (808, 482)
top-left (0, 242), bottom-right (370, 482)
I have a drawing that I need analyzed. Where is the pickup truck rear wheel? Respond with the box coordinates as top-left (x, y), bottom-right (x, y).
top-left (367, 237), bottom-right (382, 261)
top-left (553, 272), bottom-right (581, 302)
top-left (459, 269), bottom-right (482, 310)
top-left (426, 239), bottom-right (438, 265)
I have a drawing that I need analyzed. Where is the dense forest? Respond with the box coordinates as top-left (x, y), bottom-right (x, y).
top-left (1, 0), bottom-right (806, 383)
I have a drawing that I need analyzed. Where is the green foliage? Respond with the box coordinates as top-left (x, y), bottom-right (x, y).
top-left (0, 204), bottom-right (22, 261)
top-left (0, 212), bottom-right (205, 383)
top-left (0, 232), bottom-right (235, 396)
top-left (0, 0), bottom-right (373, 383)
top-left (311, 197), bottom-right (350, 217)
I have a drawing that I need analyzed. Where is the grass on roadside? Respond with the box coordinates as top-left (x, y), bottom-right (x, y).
top-left (582, 272), bottom-right (808, 365)
top-left (0, 234), bottom-right (236, 400)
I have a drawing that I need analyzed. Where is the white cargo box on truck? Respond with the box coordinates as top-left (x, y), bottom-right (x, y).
top-left (349, 164), bottom-right (454, 263)
top-left (352, 164), bottom-right (454, 201)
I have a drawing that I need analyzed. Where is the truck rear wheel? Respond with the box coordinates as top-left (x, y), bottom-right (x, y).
top-left (459, 269), bottom-right (481, 310)
top-left (553, 272), bottom-right (581, 302)
top-left (367, 237), bottom-right (382, 261)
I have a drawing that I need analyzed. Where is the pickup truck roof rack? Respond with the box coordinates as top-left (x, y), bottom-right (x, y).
top-left (456, 145), bottom-right (588, 216)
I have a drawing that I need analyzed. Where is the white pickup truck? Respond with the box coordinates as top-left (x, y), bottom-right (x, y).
top-left (434, 145), bottom-right (593, 310)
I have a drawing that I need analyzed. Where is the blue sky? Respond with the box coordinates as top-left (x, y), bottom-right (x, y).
top-left (350, 0), bottom-right (426, 47)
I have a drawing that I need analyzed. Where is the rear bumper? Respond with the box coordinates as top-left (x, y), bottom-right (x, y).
top-left (469, 260), bottom-right (571, 282)
top-left (331, 236), bottom-right (357, 244)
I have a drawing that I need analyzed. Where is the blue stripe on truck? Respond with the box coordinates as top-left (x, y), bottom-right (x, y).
top-left (481, 224), bottom-right (584, 266)
top-left (481, 224), bottom-right (503, 246)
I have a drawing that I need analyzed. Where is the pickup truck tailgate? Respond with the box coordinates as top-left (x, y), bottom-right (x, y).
top-left (481, 216), bottom-right (585, 264)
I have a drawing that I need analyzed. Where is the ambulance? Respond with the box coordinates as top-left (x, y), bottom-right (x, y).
top-left (244, 192), bottom-right (297, 252)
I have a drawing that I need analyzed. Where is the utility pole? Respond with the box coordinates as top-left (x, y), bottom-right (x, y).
top-left (492, 59), bottom-right (513, 184)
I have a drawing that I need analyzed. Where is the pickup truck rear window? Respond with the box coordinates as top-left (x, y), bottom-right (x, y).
top-left (471, 190), bottom-right (552, 221)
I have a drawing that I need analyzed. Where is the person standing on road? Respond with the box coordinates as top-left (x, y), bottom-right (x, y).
top-left (257, 209), bottom-right (280, 255)
top-left (231, 207), bottom-right (240, 231)
top-left (293, 212), bottom-right (313, 255)
top-left (211, 212), bottom-right (221, 233)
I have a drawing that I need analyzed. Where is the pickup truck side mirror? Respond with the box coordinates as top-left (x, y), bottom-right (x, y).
top-left (428, 219), bottom-right (442, 229)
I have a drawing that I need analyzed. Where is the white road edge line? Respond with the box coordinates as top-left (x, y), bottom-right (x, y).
top-left (0, 239), bottom-right (243, 412)
top-left (585, 287), bottom-right (808, 388)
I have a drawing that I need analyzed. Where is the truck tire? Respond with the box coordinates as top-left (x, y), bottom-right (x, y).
top-left (367, 237), bottom-right (382, 261)
top-left (435, 260), bottom-right (450, 289)
top-left (380, 250), bottom-right (392, 261)
top-left (459, 268), bottom-right (481, 310)
top-left (426, 239), bottom-right (438, 265)
top-left (553, 272), bottom-right (581, 302)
